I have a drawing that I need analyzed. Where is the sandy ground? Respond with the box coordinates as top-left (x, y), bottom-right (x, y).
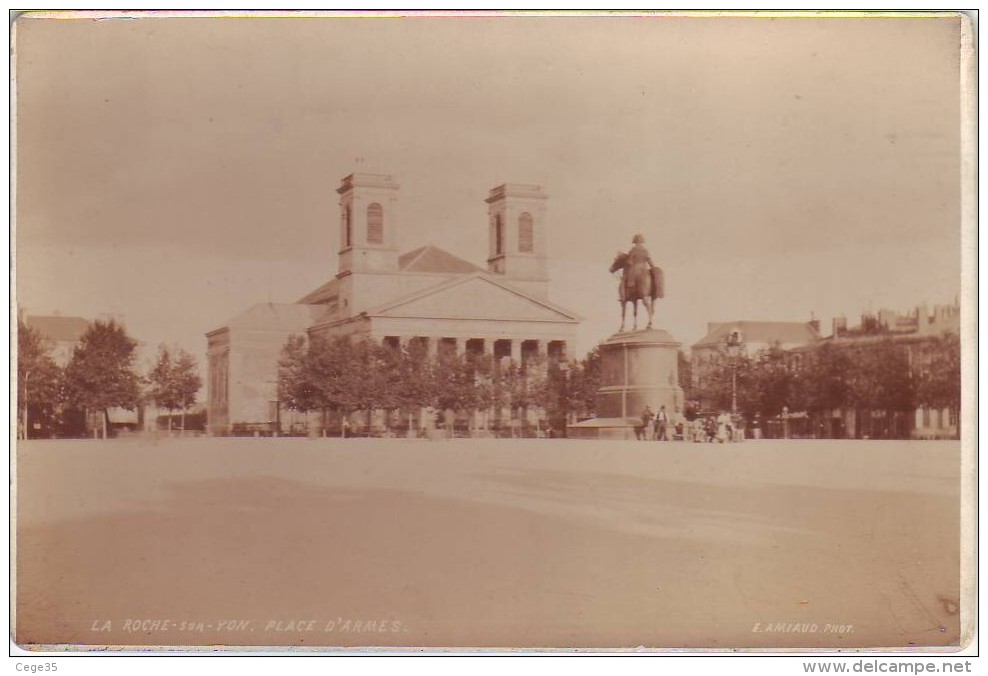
top-left (13, 437), bottom-right (961, 650)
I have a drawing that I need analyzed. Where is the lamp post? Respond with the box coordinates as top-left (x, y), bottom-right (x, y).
top-left (558, 360), bottom-right (574, 435)
top-left (725, 328), bottom-right (744, 416)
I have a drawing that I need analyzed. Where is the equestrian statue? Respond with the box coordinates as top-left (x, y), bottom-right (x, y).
top-left (610, 233), bottom-right (664, 332)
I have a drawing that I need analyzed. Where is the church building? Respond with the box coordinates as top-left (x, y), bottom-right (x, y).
top-left (206, 173), bottom-right (581, 434)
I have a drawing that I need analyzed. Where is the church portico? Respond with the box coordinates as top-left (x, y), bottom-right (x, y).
top-left (376, 335), bottom-right (571, 368)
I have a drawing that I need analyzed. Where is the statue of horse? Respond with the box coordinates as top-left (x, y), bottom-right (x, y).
top-left (610, 252), bottom-right (664, 332)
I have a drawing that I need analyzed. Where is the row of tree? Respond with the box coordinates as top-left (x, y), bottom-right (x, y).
top-left (278, 335), bottom-right (602, 434)
top-left (17, 319), bottom-right (201, 439)
top-left (687, 335), bottom-right (961, 421)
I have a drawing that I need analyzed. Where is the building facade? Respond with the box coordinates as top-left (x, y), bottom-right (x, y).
top-left (206, 173), bottom-right (581, 435)
top-left (689, 319), bottom-right (822, 400)
top-left (687, 302), bottom-right (960, 440)
top-left (821, 301), bottom-right (960, 440)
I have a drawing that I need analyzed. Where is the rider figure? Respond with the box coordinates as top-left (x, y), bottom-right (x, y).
top-left (627, 233), bottom-right (655, 296)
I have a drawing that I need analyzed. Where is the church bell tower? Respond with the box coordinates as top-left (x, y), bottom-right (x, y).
top-left (337, 173), bottom-right (400, 277)
top-left (485, 183), bottom-right (549, 298)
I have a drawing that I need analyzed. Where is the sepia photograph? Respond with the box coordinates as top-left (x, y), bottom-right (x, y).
top-left (11, 10), bottom-right (974, 656)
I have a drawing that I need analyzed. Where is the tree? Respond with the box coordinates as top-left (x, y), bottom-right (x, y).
top-left (744, 346), bottom-right (795, 417)
top-left (914, 334), bottom-right (961, 423)
top-left (350, 339), bottom-right (400, 432)
top-left (309, 336), bottom-right (360, 428)
top-left (393, 340), bottom-right (434, 409)
top-left (567, 348), bottom-right (601, 420)
top-left (692, 352), bottom-right (736, 413)
top-left (846, 339), bottom-right (914, 413)
top-left (279, 335), bottom-right (401, 436)
top-left (171, 349), bottom-right (202, 431)
top-left (432, 352), bottom-right (469, 412)
top-left (63, 320), bottom-right (141, 438)
top-left (147, 346), bottom-right (179, 429)
top-left (800, 342), bottom-right (852, 414)
top-left (542, 360), bottom-right (571, 434)
top-left (17, 320), bottom-right (63, 439)
top-left (146, 345), bottom-right (202, 431)
top-left (278, 334), bottom-right (321, 414)
top-left (677, 349), bottom-right (693, 403)
top-left (469, 353), bottom-right (501, 431)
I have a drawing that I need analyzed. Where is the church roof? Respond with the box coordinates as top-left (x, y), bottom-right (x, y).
top-left (211, 303), bottom-right (327, 334)
top-left (298, 245), bottom-right (481, 304)
top-left (297, 278), bottom-right (340, 305)
top-left (692, 321), bottom-right (820, 350)
top-left (397, 245), bottom-right (482, 274)
top-left (24, 315), bottom-right (91, 344)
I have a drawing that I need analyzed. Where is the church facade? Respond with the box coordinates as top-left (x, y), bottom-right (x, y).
top-left (206, 173), bottom-right (581, 435)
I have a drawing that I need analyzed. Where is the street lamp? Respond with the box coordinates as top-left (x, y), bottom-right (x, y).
top-left (557, 360), bottom-right (571, 432)
top-left (724, 328), bottom-right (744, 416)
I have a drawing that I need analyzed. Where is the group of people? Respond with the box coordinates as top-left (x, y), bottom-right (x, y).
top-left (638, 406), bottom-right (745, 443)
top-left (689, 412), bottom-right (744, 443)
top-left (636, 405), bottom-right (680, 441)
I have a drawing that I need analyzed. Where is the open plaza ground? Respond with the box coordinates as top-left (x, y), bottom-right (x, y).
top-left (14, 437), bottom-right (963, 650)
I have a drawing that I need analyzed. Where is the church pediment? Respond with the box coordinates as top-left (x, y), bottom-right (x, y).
top-left (365, 273), bottom-right (580, 323)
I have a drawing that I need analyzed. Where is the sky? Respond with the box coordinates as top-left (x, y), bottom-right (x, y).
top-left (14, 12), bottom-right (964, 365)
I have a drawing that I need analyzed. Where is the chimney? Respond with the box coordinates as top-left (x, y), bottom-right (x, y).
top-left (832, 315), bottom-right (847, 337)
top-left (808, 312), bottom-right (820, 334)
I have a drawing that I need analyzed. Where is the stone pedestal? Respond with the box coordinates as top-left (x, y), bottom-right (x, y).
top-left (568, 329), bottom-right (684, 440)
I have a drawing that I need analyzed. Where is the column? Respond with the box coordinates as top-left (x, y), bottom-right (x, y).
top-left (536, 339), bottom-right (548, 358)
top-left (426, 337), bottom-right (438, 360)
top-left (398, 335), bottom-right (411, 352)
top-left (510, 339), bottom-right (522, 364)
top-left (455, 338), bottom-right (466, 356)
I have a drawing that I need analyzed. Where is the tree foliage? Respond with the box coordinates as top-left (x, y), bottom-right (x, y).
top-left (64, 320), bottom-right (141, 411)
top-left (741, 346), bottom-right (795, 417)
top-left (278, 334), bottom-right (320, 412)
top-left (147, 344), bottom-right (202, 425)
top-left (844, 339), bottom-right (914, 412)
top-left (913, 334), bottom-right (960, 413)
top-left (17, 320), bottom-right (63, 437)
top-left (691, 334), bottom-right (950, 422)
top-left (63, 320), bottom-right (141, 436)
top-left (277, 335), bottom-right (581, 434)
top-left (566, 347), bottom-right (601, 419)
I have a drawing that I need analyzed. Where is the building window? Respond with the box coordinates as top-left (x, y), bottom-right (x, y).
top-left (518, 212), bottom-right (534, 253)
top-left (495, 214), bottom-right (504, 255)
top-left (367, 203), bottom-right (384, 245)
top-left (344, 205), bottom-right (352, 248)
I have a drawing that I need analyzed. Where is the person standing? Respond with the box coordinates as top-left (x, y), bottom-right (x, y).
top-left (716, 411), bottom-right (730, 443)
top-left (639, 405), bottom-right (655, 441)
top-left (655, 405), bottom-right (669, 441)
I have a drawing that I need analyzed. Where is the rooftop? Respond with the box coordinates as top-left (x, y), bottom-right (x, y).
top-left (397, 245), bottom-right (482, 274)
top-left (299, 245), bottom-right (481, 305)
top-left (24, 315), bottom-right (91, 344)
top-left (692, 321), bottom-right (821, 350)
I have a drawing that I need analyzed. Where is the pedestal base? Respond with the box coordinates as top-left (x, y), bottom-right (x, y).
top-left (567, 328), bottom-right (684, 439)
top-left (567, 417), bottom-right (640, 440)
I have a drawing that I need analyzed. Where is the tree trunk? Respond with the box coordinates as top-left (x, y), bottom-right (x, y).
top-left (20, 376), bottom-right (29, 440)
top-left (181, 408), bottom-right (186, 432)
top-left (102, 410), bottom-right (108, 440)
top-left (168, 410), bottom-right (173, 432)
